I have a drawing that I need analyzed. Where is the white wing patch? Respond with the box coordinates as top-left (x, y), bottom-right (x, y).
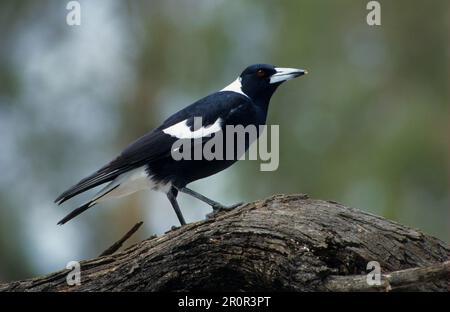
top-left (163, 118), bottom-right (223, 139)
top-left (220, 77), bottom-right (249, 98)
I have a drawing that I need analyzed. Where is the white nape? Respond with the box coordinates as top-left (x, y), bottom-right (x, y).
top-left (220, 77), bottom-right (249, 98)
top-left (163, 118), bottom-right (222, 139)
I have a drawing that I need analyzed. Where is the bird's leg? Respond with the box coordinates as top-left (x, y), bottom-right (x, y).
top-left (167, 188), bottom-right (186, 226)
top-left (179, 187), bottom-right (243, 214)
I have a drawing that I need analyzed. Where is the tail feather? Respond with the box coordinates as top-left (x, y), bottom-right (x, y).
top-left (57, 184), bottom-right (121, 225)
top-left (54, 173), bottom-right (117, 205)
top-left (57, 202), bottom-right (94, 225)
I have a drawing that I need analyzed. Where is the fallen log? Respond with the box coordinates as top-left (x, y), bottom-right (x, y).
top-left (1, 194), bottom-right (448, 291)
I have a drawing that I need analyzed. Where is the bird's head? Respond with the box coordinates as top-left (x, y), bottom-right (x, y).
top-left (238, 64), bottom-right (307, 102)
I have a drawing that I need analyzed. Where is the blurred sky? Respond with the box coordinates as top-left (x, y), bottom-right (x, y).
top-left (0, 0), bottom-right (448, 281)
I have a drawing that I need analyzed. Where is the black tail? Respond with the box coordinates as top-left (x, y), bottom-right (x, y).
top-left (57, 202), bottom-right (95, 225)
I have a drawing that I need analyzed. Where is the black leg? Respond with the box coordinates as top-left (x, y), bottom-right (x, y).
top-left (167, 188), bottom-right (186, 226)
top-left (179, 187), bottom-right (243, 212)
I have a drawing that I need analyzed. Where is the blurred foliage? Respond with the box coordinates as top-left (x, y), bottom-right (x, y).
top-left (0, 0), bottom-right (448, 281)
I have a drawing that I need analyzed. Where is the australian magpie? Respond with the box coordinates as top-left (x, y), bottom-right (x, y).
top-left (55, 64), bottom-right (307, 226)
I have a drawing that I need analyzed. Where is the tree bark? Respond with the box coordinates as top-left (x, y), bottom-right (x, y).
top-left (1, 194), bottom-right (448, 292)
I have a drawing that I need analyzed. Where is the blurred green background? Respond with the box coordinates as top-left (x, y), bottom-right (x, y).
top-left (0, 0), bottom-right (448, 281)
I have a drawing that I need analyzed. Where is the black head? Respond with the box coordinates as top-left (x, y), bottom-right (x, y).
top-left (239, 64), bottom-right (307, 102)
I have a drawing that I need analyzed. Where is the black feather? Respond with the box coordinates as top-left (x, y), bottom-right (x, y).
top-left (57, 185), bottom-right (121, 224)
top-left (57, 202), bottom-right (93, 225)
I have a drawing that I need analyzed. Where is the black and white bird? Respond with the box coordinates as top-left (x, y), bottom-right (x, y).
top-left (55, 64), bottom-right (307, 226)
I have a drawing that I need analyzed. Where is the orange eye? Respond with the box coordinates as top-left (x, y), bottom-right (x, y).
top-left (256, 69), bottom-right (266, 77)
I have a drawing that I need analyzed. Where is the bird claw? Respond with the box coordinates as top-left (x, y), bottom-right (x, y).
top-left (165, 225), bottom-right (181, 234)
top-left (206, 202), bottom-right (244, 219)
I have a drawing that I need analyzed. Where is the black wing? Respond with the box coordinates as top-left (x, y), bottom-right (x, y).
top-left (55, 91), bottom-right (251, 204)
top-left (54, 130), bottom-right (175, 204)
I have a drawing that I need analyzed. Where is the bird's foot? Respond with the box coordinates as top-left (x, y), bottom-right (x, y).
top-left (206, 202), bottom-right (244, 219)
top-left (165, 225), bottom-right (181, 234)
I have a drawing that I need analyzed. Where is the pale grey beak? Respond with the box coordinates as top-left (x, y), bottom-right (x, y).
top-left (270, 67), bottom-right (308, 84)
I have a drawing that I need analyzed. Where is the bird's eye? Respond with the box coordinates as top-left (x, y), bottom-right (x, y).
top-left (256, 69), bottom-right (266, 77)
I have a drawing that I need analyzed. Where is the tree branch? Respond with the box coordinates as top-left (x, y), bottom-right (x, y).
top-left (99, 221), bottom-right (144, 257)
top-left (1, 194), bottom-right (448, 292)
top-left (324, 261), bottom-right (450, 291)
